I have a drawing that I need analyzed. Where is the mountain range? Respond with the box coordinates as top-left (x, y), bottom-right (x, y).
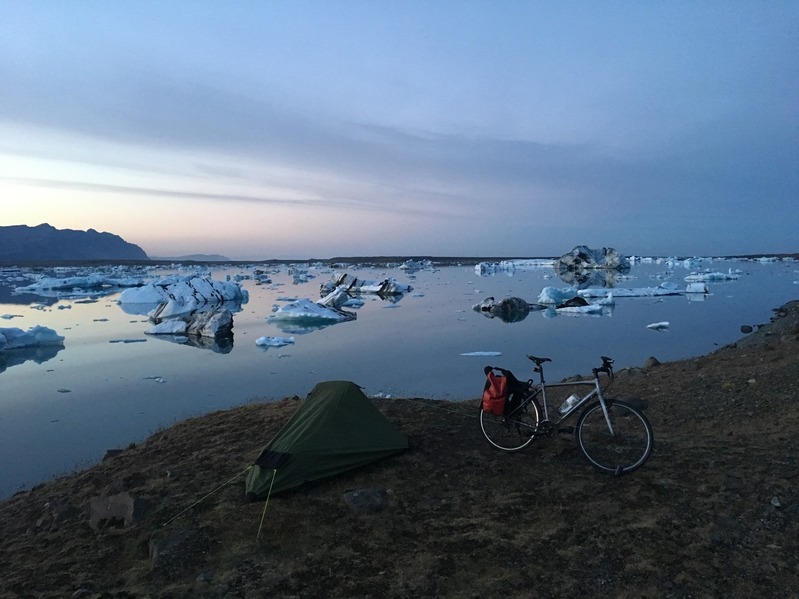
top-left (0, 224), bottom-right (149, 262)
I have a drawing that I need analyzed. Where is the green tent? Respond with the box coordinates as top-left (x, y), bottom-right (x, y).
top-left (245, 381), bottom-right (409, 499)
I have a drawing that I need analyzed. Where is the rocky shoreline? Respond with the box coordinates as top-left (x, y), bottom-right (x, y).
top-left (1, 300), bottom-right (797, 598)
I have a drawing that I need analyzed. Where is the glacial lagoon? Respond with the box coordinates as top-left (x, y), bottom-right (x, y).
top-left (1, 257), bottom-right (797, 497)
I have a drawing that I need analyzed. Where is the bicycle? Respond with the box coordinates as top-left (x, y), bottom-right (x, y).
top-left (480, 355), bottom-right (653, 475)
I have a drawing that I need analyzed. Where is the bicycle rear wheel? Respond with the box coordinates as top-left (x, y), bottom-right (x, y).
top-left (575, 399), bottom-right (653, 474)
top-left (480, 395), bottom-right (541, 451)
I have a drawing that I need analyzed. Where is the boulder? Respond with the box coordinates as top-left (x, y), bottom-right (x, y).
top-left (473, 297), bottom-right (535, 323)
top-left (343, 488), bottom-right (390, 514)
top-left (88, 491), bottom-right (153, 530)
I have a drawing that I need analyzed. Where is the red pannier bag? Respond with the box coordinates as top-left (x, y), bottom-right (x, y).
top-left (482, 368), bottom-right (509, 415)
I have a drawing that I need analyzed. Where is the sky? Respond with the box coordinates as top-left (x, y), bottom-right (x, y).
top-left (1, 1), bottom-right (797, 260)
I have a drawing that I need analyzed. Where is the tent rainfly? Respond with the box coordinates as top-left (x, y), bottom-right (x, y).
top-left (245, 380), bottom-right (409, 499)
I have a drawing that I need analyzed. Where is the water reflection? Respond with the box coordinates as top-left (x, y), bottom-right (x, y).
top-left (269, 318), bottom-right (357, 335)
top-left (146, 333), bottom-right (234, 354)
top-left (473, 297), bottom-right (537, 323)
top-left (0, 344), bottom-right (65, 373)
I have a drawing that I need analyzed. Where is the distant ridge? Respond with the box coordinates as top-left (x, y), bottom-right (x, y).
top-left (0, 224), bottom-right (149, 262)
top-left (151, 254), bottom-right (231, 262)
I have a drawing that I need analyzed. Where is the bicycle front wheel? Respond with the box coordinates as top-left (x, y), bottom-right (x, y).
top-left (575, 400), bottom-right (653, 474)
top-left (480, 395), bottom-right (541, 451)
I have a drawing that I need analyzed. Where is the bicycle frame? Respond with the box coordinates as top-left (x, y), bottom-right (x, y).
top-left (537, 379), bottom-right (601, 423)
top-left (525, 357), bottom-right (616, 434)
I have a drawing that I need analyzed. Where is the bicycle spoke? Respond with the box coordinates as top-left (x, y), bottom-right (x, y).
top-left (576, 400), bottom-right (653, 474)
top-left (480, 400), bottom-right (540, 451)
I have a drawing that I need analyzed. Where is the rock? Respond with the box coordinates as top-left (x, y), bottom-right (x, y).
top-left (472, 296), bottom-right (534, 323)
top-left (88, 491), bottom-right (153, 530)
top-left (643, 356), bottom-right (661, 369)
top-left (721, 471), bottom-right (745, 492)
top-left (343, 488), bottom-right (390, 514)
top-left (196, 570), bottom-right (215, 583)
top-left (741, 325), bottom-right (754, 334)
top-left (36, 499), bottom-right (81, 531)
top-left (102, 449), bottom-right (123, 461)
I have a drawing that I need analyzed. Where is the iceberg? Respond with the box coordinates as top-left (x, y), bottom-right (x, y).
top-left (399, 259), bottom-right (434, 272)
top-left (684, 271), bottom-right (740, 282)
top-left (0, 325), bottom-right (65, 350)
top-left (269, 289), bottom-right (357, 326)
top-left (685, 282), bottom-right (709, 294)
top-left (577, 282), bottom-right (683, 298)
top-left (555, 246), bottom-right (631, 272)
top-left (13, 274), bottom-right (145, 298)
top-left (255, 336), bottom-right (295, 347)
top-left (537, 287), bottom-right (581, 305)
top-left (647, 322), bottom-right (670, 331)
top-left (145, 309), bottom-right (234, 340)
top-left (117, 276), bottom-right (248, 316)
top-left (542, 294), bottom-right (615, 318)
top-left (319, 273), bottom-right (412, 296)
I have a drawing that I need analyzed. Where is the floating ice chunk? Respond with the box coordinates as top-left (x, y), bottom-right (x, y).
top-left (647, 322), bottom-right (670, 331)
top-left (684, 271), bottom-right (739, 282)
top-left (475, 262), bottom-right (512, 276)
top-left (145, 320), bottom-right (189, 335)
top-left (269, 298), bottom-right (355, 323)
top-left (596, 293), bottom-right (615, 305)
top-left (0, 325), bottom-right (65, 350)
top-left (270, 298), bottom-right (350, 322)
top-left (341, 297), bottom-right (365, 307)
top-left (320, 273), bottom-right (412, 295)
top-left (255, 336), bottom-right (295, 347)
top-left (555, 303), bottom-right (605, 314)
top-left (685, 282), bottom-right (709, 294)
top-left (578, 283), bottom-right (682, 298)
top-left (460, 351), bottom-right (502, 357)
top-left (269, 289), bottom-right (357, 325)
top-left (13, 274), bottom-right (145, 297)
top-left (1, 314), bottom-right (22, 319)
top-left (537, 287), bottom-right (580, 305)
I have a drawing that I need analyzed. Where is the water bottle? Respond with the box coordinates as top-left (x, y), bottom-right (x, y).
top-left (559, 393), bottom-right (580, 415)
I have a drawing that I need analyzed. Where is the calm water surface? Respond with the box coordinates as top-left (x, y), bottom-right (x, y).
top-left (1, 257), bottom-right (796, 497)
